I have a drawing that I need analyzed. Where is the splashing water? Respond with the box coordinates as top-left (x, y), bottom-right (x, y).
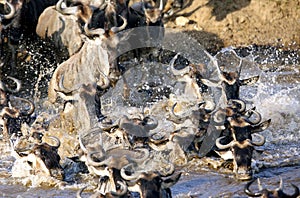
top-left (0, 30), bottom-right (300, 197)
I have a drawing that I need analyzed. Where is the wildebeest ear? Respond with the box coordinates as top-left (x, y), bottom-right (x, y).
top-left (161, 172), bottom-right (182, 189)
top-left (252, 119), bottom-right (271, 133)
top-left (240, 76), bottom-right (259, 86)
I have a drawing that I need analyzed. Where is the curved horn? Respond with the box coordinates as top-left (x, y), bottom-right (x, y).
top-left (171, 102), bottom-right (180, 117)
top-left (275, 177), bottom-right (300, 198)
top-left (249, 133), bottom-right (265, 147)
top-left (159, 0), bottom-right (163, 11)
top-left (278, 176), bottom-right (284, 191)
top-left (0, 0), bottom-right (15, 20)
top-left (170, 53), bottom-right (190, 76)
top-left (213, 109), bottom-right (226, 123)
top-left (143, 116), bottom-right (158, 131)
top-left (84, 15), bottom-right (105, 36)
top-left (9, 96), bottom-right (35, 116)
top-left (257, 178), bottom-right (263, 191)
top-left (131, 148), bottom-right (150, 164)
top-left (244, 106), bottom-right (256, 118)
top-left (110, 181), bottom-right (128, 196)
top-left (229, 99), bottom-right (246, 113)
top-left (8, 76), bottom-right (21, 92)
top-left (244, 179), bottom-right (262, 197)
top-left (47, 136), bottom-right (61, 149)
top-left (285, 184), bottom-right (300, 198)
top-left (203, 100), bottom-right (216, 112)
top-left (246, 110), bottom-right (262, 125)
top-left (86, 150), bottom-right (107, 167)
top-left (111, 15), bottom-right (127, 33)
top-left (0, 77), bottom-right (21, 93)
top-left (120, 163), bottom-right (140, 181)
top-left (55, 0), bottom-right (80, 15)
top-left (215, 136), bottom-right (234, 150)
top-left (76, 186), bottom-right (86, 198)
top-left (149, 133), bottom-right (168, 144)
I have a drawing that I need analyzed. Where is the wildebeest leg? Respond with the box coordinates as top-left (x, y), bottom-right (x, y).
top-left (95, 89), bottom-right (106, 121)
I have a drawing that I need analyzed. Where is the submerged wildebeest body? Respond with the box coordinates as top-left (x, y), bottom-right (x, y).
top-left (244, 178), bottom-right (300, 198)
top-left (121, 162), bottom-right (181, 198)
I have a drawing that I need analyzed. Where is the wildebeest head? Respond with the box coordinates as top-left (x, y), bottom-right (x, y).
top-left (0, 76), bottom-right (21, 94)
top-left (129, 0), bottom-right (164, 27)
top-left (143, 0), bottom-right (163, 24)
top-left (0, 77), bottom-right (35, 139)
top-left (12, 135), bottom-right (64, 179)
top-left (0, 0), bottom-right (16, 23)
top-left (244, 178), bottom-right (300, 198)
top-left (221, 71), bottom-right (259, 100)
top-left (118, 115), bottom-right (158, 137)
top-left (215, 132), bottom-right (266, 180)
top-left (121, 163), bottom-right (181, 198)
top-left (201, 51), bottom-right (260, 101)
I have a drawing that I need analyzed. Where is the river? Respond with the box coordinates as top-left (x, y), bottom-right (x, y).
top-left (0, 30), bottom-right (299, 197)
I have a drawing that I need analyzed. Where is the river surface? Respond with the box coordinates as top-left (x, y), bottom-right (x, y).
top-left (0, 32), bottom-right (299, 197)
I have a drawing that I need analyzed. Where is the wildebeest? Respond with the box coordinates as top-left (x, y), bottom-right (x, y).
top-left (215, 111), bottom-right (271, 180)
top-left (36, 0), bottom-right (84, 57)
top-left (47, 13), bottom-right (127, 104)
top-left (11, 135), bottom-right (64, 179)
top-left (0, 0), bottom-right (59, 68)
top-left (0, 0), bottom-right (58, 37)
top-left (0, 0), bottom-right (15, 41)
top-left (200, 50), bottom-right (259, 102)
top-left (0, 77), bottom-right (34, 139)
top-left (37, 0), bottom-right (128, 57)
top-left (161, 0), bottom-right (191, 18)
top-left (128, 0), bottom-right (164, 27)
top-left (79, 132), bottom-right (150, 195)
top-left (244, 178), bottom-right (300, 198)
top-left (121, 162), bottom-right (181, 198)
